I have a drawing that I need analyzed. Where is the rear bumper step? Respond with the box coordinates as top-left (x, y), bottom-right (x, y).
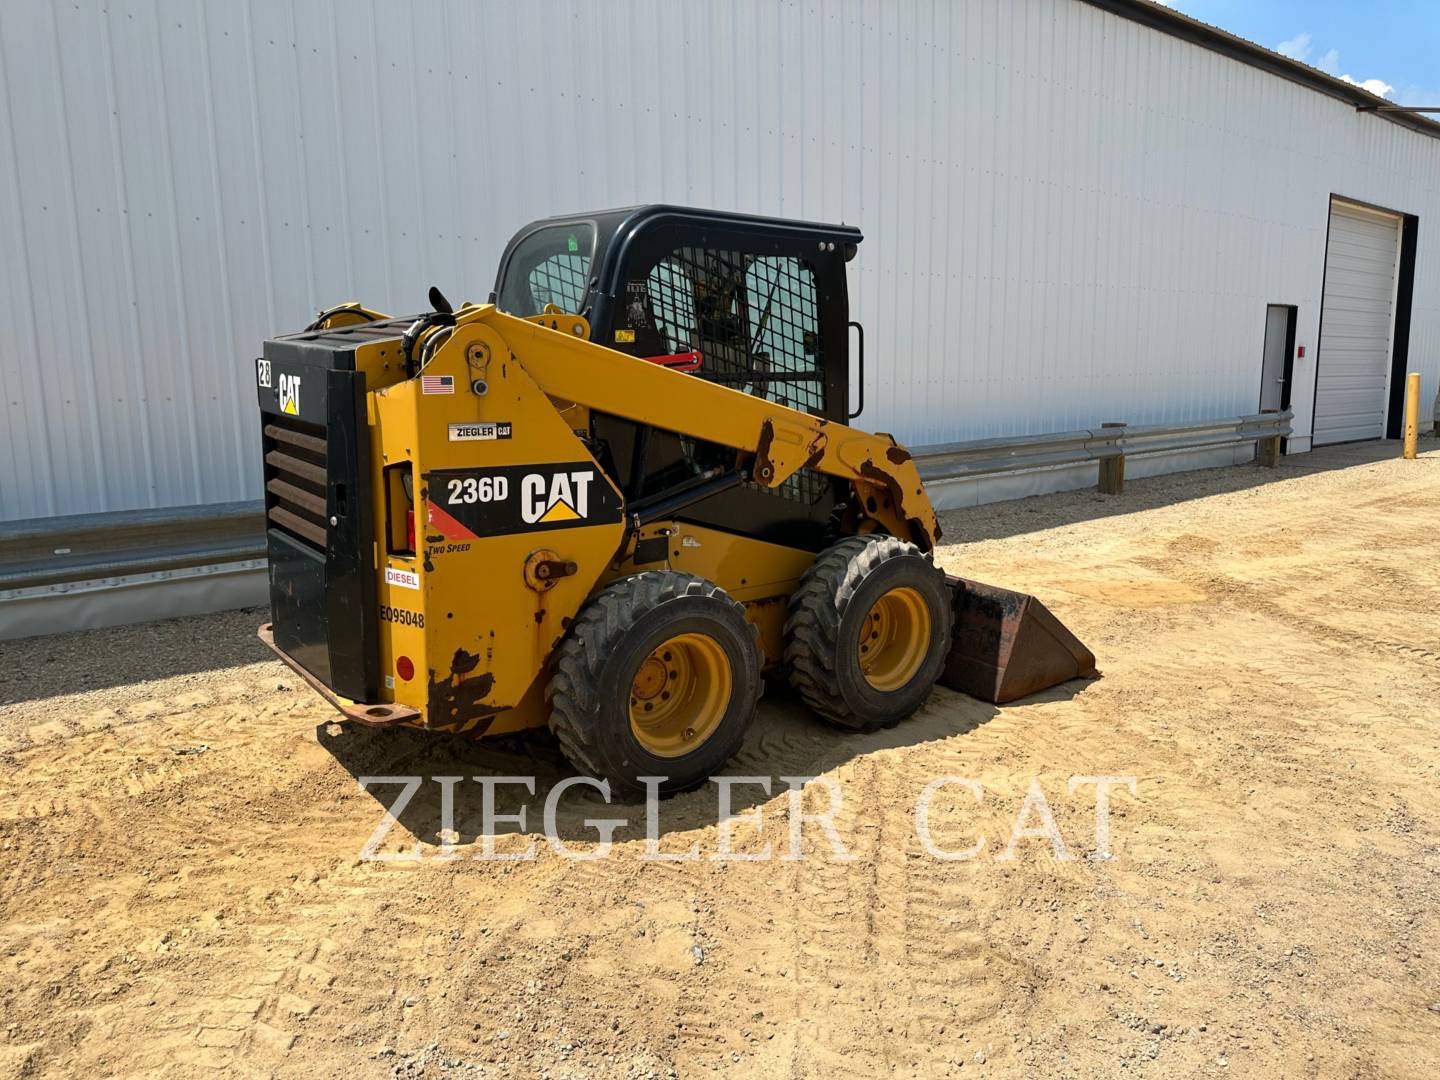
top-left (257, 623), bottom-right (418, 727)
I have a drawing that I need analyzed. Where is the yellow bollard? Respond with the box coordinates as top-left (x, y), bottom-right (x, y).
top-left (1403, 372), bottom-right (1420, 460)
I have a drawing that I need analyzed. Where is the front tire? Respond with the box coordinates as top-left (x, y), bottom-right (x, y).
top-left (547, 572), bottom-right (762, 800)
top-left (785, 536), bottom-right (951, 731)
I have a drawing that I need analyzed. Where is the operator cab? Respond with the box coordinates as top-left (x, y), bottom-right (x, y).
top-left (492, 205), bottom-right (864, 550)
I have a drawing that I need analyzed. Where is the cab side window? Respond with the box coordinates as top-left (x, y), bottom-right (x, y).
top-left (527, 252), bottom-right (590, 315)
top-left (496, 224), bottom-right (595, 317)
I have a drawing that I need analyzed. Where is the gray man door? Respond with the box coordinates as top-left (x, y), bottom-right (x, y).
top-left (1260, 305), bottom-right (1291, 412)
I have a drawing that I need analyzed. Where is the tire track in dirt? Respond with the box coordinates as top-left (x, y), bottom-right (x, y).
top-left (892, 740), bottom-right (1015, 1074)
top-left (785, 754), bottom-right (887, 1077)
top-left (0, 693), bottom-right (365, 1076)
top-left (1178, 569), bottom-right (1440, 672)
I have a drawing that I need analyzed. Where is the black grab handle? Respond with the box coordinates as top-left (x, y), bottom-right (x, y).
top-left (848, 320), bottom-right (865, 419)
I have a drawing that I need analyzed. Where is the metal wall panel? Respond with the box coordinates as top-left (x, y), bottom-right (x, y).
top-left (3, 0), bottom-right (1439, 522)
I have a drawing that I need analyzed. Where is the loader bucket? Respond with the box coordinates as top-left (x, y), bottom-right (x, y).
top-left (938, 576), bottom-right (1098, 704)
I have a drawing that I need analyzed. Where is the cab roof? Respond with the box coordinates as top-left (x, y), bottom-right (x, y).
top-left (491, 204), bottom-right (863, 311)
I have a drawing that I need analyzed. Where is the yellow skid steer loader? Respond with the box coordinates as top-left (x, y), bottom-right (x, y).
top-left (254, 206), bottom-right (1093, 796)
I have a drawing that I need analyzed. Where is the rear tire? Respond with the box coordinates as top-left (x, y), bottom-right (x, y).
top-left (548, 572), bottom-right (762, 800)
top-left (785, 535), bottom-right (951, 731)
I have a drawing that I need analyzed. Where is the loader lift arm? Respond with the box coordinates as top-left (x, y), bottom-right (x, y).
top-left (482, 307), bottom-right (941, 550)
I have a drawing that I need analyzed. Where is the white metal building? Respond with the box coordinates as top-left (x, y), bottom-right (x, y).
top-left (2, 0), bottom-right (1437, 525)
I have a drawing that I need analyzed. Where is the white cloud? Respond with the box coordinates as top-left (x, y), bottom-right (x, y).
top-left (1276, 31), bottom-right (1312, 62)
top-left (1339, 74), bottom-right (1394, 98)
top-left (1275, 32), bottom-right (1394, 100)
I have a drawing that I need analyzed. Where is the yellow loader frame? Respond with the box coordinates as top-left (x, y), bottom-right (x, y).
top-left (262, 301), bottom-right (940, 738)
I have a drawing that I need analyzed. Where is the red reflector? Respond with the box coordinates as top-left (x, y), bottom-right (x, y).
top-left (396, 655), bottom-right (415, 681)
top-left (642, 350), bottom-right (703, 373)
top-left (406, 509), bottom-right (416, 552)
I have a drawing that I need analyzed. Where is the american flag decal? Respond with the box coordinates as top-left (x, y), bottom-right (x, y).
top-left (421, 374), bottom-right (455, 395)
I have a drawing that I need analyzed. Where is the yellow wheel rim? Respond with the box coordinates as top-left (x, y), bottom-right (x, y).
top-left (628, 633), bottom-right (732, 757)
top-left (857, 586), bottom-right (932, 692)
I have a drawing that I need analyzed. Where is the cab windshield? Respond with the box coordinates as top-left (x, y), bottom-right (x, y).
top-left (495, 223), bottom-right (596, 317)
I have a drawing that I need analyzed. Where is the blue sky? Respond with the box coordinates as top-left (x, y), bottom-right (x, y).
top-left (1158, 1), bottom-right (1440, 105)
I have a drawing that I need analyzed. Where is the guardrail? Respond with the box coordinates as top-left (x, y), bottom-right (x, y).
top-left (910, 409), bottom-right (1292, 488)
top-left (0, 501), bottom-right (268, 639)
top-left (0, 501), bottom-right (265, 593)
top-left (0, 409), bottom-right (1291, 636)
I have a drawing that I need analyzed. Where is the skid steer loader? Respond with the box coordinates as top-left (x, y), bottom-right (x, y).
top-left (254, 205), bottom-right (1093, 797)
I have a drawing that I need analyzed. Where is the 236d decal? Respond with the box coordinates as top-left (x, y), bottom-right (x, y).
top-left (426, 462), bottom-right (623, 541)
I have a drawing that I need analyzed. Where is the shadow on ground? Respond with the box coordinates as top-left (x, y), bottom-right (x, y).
top-left (315, 675), bottom-right (1092, 846)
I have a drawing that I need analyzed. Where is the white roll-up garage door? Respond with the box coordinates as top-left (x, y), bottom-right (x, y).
top-left (1313, 201), bottom-right (1402, 445)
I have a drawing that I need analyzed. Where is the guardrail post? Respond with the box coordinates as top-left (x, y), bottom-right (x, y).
top-left (1256, 408), bottom-right (1281, 468)
top-left (1097, 422), bottom-right (1126, 494)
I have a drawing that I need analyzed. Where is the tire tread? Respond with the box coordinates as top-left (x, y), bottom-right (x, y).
top-left (547, 571), bottom-right (757, 789)
top-left (784, 535), bottom-right (947, 731)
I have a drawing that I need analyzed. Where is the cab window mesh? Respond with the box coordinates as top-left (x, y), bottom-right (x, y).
top-left (623, 249), bottom-right (826, 417)
top-left (527, 254), bottom-right (589, 315)
top-left (620, 248), bottom-right (829, 506)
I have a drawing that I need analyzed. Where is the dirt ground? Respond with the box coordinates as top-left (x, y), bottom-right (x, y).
top-left (2, 439), bottom-right (1438, 1079)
